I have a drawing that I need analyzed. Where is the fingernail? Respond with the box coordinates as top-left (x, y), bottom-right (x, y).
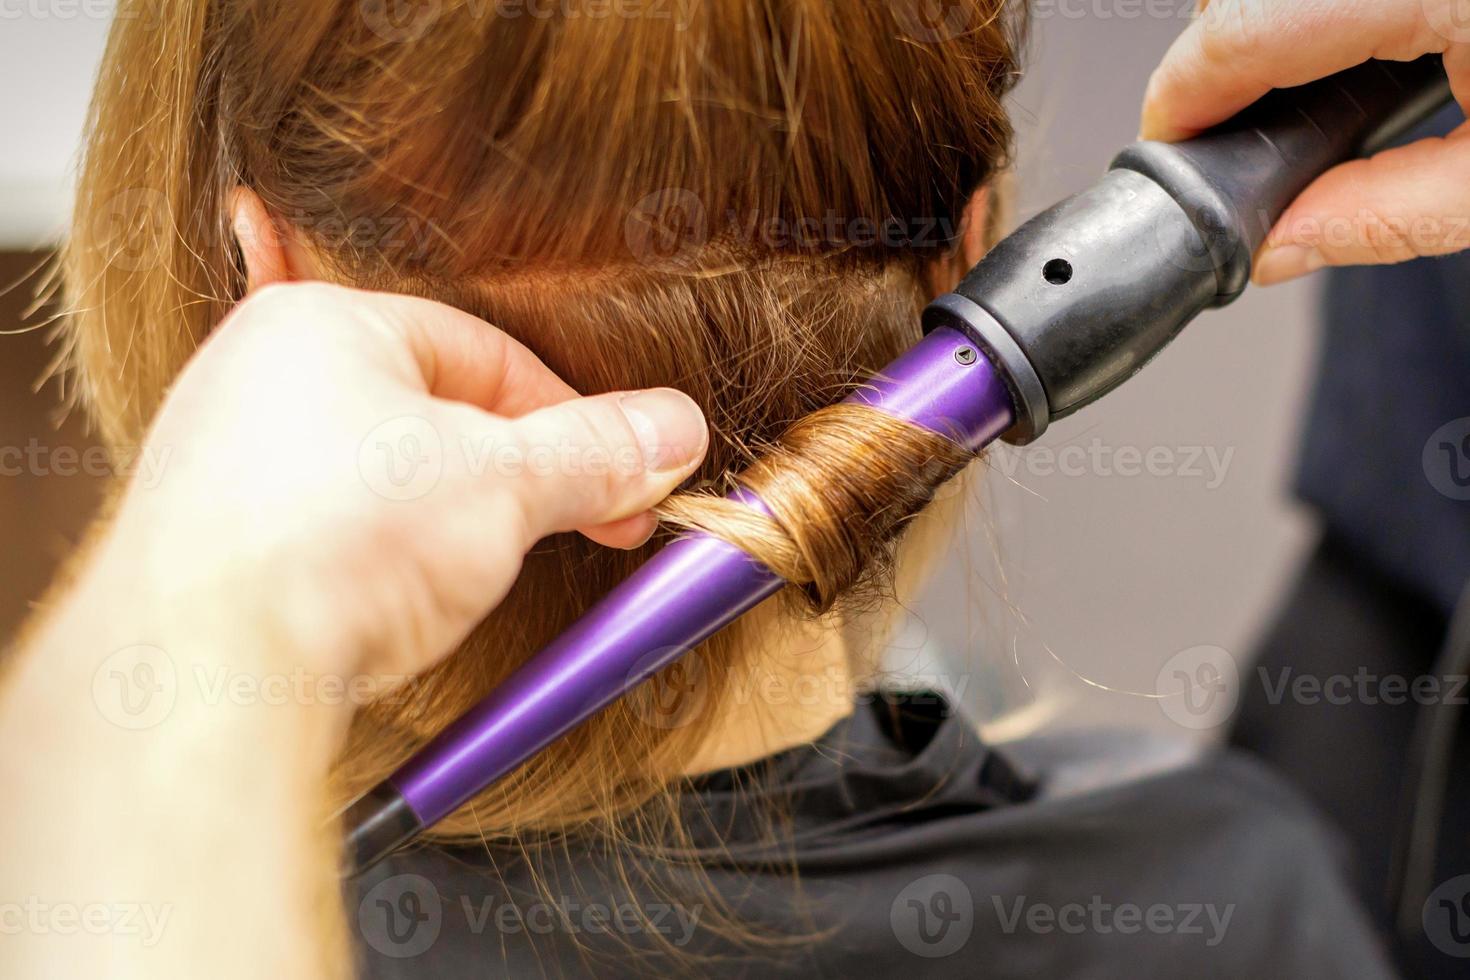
top-left (1137, 75), bottom-right (1171, 142)
top-left (626, 513), bottom-right (659, 548)
top-left (1137, 102), bottom-right (1158, 142)
top-left (1139, 116), bottom-right (1193, 143)
top-left (1253, 245), bottom-right (1325, 286)
top-left (619, 388), bottom-right (708, 474)
top-left (1138, 96), bottom-right (1198, 144)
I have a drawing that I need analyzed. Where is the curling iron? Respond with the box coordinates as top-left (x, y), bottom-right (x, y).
top-left (344, 56), bottom-right (1454, 875)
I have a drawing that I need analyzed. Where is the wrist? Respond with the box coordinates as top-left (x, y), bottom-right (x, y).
top-left (35, 528), bottom-right (363, 756)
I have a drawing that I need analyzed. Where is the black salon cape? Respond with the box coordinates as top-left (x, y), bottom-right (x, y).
top-left (347, 694), bottom-right (1393, 978)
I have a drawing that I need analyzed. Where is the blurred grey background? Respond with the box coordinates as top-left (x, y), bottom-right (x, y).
top-left (0, 4), bottom-right (1313, 740)
top-left (921, 6), bottom-right (1317, 742)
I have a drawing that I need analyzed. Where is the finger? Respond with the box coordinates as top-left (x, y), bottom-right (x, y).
top-left (1140, 0), bottom-right (1453, 142)
top-left (580, 512), bottom-right (659, 550)
top-left (1253, 122), bottom-right (1470, 284)
top-left (494, 388), bottom-right (708, 545)
top-left (360, 288), bottom-right (581, 416)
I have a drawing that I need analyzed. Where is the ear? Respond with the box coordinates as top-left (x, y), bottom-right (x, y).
top-left (958, 185), bottom-right (992, 270)
top-left (924, 186), bottom-right (992, 297)
top-left (228, 187), bottom-right (318, 292)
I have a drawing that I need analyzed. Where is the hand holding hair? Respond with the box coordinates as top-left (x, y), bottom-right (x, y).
top-left (102, 280), bottom-right (710, 684)
top-left (1141, 0), bottom-right (1470, 283)
top-left (0, 282), bottom-right (706, 980)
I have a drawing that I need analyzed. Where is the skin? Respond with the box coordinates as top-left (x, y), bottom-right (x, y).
top-left (1141, 0), bottom-right (1470, 284)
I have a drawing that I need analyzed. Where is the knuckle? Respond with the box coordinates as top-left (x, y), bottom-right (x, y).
top-left (572, 401), bottom-right (645, 503)
top-left (231, 281), bottom-right (295, 330)
top-left (1356, 207), bottom-right (1418, 264)
top-left (498, 480), bottom-right (542, 551)
top-left (233, 281), bottom-right (341, 346)
top-left (586, 411), bottom-right (640, 494)
top-left (1199, 0), bottom-right (1256, 60)
top-left (243, 279), bottom-right (333, 316)
top-left (1195, 0), bottom-right (1288, 82)
top-left (479, 423), bottom-right (543, 545)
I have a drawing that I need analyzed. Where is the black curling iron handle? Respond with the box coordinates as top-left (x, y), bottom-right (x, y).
top-left (1113, 54), bottom-right (1453, 302)
top-left (925, 56), bottom-right (1453, 443)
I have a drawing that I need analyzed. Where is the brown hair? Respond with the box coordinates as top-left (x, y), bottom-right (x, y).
top-left (63, 0), bottom-right (1023, 960)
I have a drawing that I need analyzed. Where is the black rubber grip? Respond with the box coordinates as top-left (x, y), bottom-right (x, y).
top-left (341, 783), bottom-right (422, 878)
top-left (1113, 55), bottom-right (1452, 303)
top-left (926, 56), bottom-right (1453, 442)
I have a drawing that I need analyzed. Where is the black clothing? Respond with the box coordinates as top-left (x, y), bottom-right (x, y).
top-left (1234, 103), bottom-right (1470, 979)
top-left (351, 693), bottom-right (1391, 978)
top-left (1234, 536), bottom-right (1470, 979)
top-left (1294, 104), bottom-right (1470, 613)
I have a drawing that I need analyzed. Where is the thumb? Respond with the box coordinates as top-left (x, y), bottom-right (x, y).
top-left (493, 387), bottom-right (708, 545)
top-left (1254, 125), bottom-right (1470, 285)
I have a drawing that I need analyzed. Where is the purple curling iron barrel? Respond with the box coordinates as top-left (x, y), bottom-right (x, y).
top-left (344, 56), bottom-right (1452, 874)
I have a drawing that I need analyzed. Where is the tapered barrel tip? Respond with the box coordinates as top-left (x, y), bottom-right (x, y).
top-left (340, 783), bottom-right (422, 878)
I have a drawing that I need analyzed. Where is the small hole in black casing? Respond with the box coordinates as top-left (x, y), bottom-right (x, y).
top-left (1043, 258), bottom-right (1073, 285)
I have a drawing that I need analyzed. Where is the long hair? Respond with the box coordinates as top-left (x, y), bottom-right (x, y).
top-left (62, 0), bottom-right (1024, 961)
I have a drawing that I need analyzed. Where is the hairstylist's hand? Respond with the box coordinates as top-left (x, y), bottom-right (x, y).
top-left (95, 281), bottom-right (708, 682)
top-left (1141, 0), bottom-right (1470, 284)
